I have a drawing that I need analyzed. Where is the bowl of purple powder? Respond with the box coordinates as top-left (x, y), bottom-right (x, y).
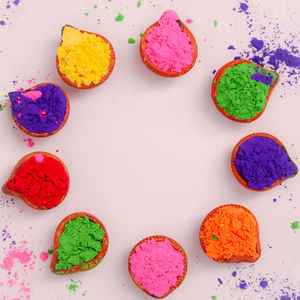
top-left (231, 133), bottom-right (298, 191)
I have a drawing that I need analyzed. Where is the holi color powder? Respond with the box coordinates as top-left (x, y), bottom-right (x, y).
top-left (231, 0), bottom-right (300, 93)
top-left (0, 0), bottom-right (22, 26)
top-left (115, 13), bottom-right (124, 22)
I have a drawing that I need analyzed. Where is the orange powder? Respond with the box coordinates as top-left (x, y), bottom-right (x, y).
top-left (200, 205), bottom-right (260, 262)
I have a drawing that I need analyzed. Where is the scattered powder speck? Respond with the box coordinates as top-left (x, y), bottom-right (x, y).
top-left (211, 296), bottom-right (217, 300)
top-left (84, 12), bottom-right (89, 16)
top-left (214, 20), bottom-right (218, 27)
top-left (115, 13), bottom-right (124, 22)
top-left (39, 251), bottom-right (48, 262)
top-left (137, 0), bottom-right (141, 8)
top-left (291, 220), bottom-right (299, 230)
top-left (128, 38), bottom-right (135, 44)
top-left (227, 45), bottom-right (236, 50)
top-left (47, 249), bottom-right (53, 255)
top-left (67, 279), bottom-right (83, 294)
top-left (186, 18), bottom-right (193, 24)
top-left (23, 138), bottom-right (34, 147)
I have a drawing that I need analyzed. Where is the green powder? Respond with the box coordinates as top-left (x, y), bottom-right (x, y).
top-left (84, 12), bottom-right (89, 16)
top-left (291, 220), bottom-right (299, 230)
top-left (214, 20), bottom-right (218, 27)
top-left (216, 62), bottom-right (278, 120)
top-left (48, 249), bottom-right (53, 255)
top-left (211, 296), bottom-right (217, 300)
top-left (128, 38), bottom-right (135, 44)
top-left (137, 0), bottom-right (141, 7)
top-left (115, 13), bottom-right (124, 22)
top-left (139, 32), bottom-right (143, 37)
top-left (55, 216), bottom-right (105, 270)
top-left (212, 235), bottom-right (218, 241)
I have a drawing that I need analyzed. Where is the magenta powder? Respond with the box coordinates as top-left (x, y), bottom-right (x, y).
top-left (129, 238), bottom-right (184, 297)
top-left (234, 136), bottom-right (297, 190)
top-left (144, 10), bottom-right (194, 72)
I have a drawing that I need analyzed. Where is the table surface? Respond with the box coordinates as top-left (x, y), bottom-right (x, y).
top-left (0, 0), bottom-right (300, 299)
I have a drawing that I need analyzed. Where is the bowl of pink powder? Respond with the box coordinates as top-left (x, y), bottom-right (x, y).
top-left (128, 235), bottom-right (188, 298)
top-left (140, 10), bottom-right (198, 77)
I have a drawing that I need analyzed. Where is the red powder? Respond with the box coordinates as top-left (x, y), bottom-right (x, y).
top-left (7, 155), bottom-right (69, 209)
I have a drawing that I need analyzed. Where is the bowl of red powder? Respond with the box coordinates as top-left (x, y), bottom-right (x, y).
top-left (9, 83), bottom-right (70, 137)
top-left (2, 152), bottom-right (70, 209)
top-left (231, 133), bottom-right (298, 191)
top-left (140, 10), bottom-right (198, 77)
top-left (128, 235), bottom-right (188, 298)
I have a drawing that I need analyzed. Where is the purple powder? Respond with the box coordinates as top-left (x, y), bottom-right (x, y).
top-left (273, 48), bottom-right (300, 68)
top-left (239, 3), bottom-right (248, 13)
top-left (232, 271), bottom-right (237, 277)
top-left (9, 83), bottom-right (68, 134)
top-left (234, 136), bottom-right (298, 190)
top-left (13, 0), bottom-right (20, 5)
top-left (0, 20), bottom-right (6, 26)
top-left (218, 278), bottom-right (223, 285)
top-left (239, 280), bottom-right (247, 290)
top-left (250, 38), bottom-right (264, 51)
top-left (251, 72), bottom-right (273, 86)
top-left (259, 279), bottom-right (268, 288)
top-left (228, 45), bottom-right (236, 50)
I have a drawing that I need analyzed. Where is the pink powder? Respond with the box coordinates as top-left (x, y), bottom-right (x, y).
top-left (39, 251), bottom-right (48, 262)
top-left (1, 249), bottom-right (32, 272)
top-left (21, 91), bottom-right (42, 100)
top-left (144, 10), bottom-right (194, 72)
top-left (23, 139), bottom-right (34, 147)
top-left (129, 238), bottom-right (184, 297)
top-left (186, 18), bottom-right (194, 23)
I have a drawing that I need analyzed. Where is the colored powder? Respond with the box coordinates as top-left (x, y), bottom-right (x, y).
top-left (259, 279), bottom-right (268, 288)
top-left (291, 221), bottom-right (299, 230)
top-left (68, 279), bottom-right (82, 293)
top-left (55, 216), bottom-right (105, 270)
top-left (57, 26), bottom-right (111, 87)
top-left (214, 20), bottom-right (218, 27)
top-left (23, 138), bottom-right (34, 147)
top-left (218, 278), bottom-right (223, 284)
top-left (0, 21), bottom-right (6, 26)
top-left (234, 136), bottom-right (297, 190)
top-left (216, 62), bottom-right (278, 120)
top-left (1, 249), bottom-right (32, 272)
top-left (200, 206), bottom-right (259, 261)
top-left (137, 0), bottom-right (141, 8)
top-left (128, 38), bottom-right (135, 44)
top-left (239, 280), bottom-right (247, 289)
top-left (251, 38), bottom-right (264, 51)
top-left (232, 271), bottom-right (237, 277)
top-left (84, 12), bottom-right (89, 16)
top-left (186, 18), bottom-right (193, 24)
top-left (144, 10), bottom-right (194, 72)
top-left (239, 2), bottom-right (248, 13)
top-left (48, 249), bottom-right (53, 255)
top-left (9, 83), bottom-right (68, 134)
top-left (129, 238), bottom-right (184, 297)
top-left (7, 155), bottom-right (69, 209)
top-left (39, 251), bottom-right (48, 262)
top-left (211, 296), bottom-right (217, 300)
top-left (115, 13), bottom-right (124, 22)
top-left (228, 45), bottom-right (236, 50)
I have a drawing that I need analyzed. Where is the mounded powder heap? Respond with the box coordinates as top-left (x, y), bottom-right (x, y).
top-left (55, 216), bottom-right (105, 270)
top-left (216, 62), bottom-right (278, 120)
top-left (200, 205), bottom-right (260, 262)
top-left (129, 238), bottom-right (184, 297)
top-left (9, 83), bottom-right (68, 134)
top-left (6, 153), bottom-right (69, 209)
top-left (234, 136), bottom-right (297, 190)
top-left (57, 26), bottom-right (111, 87)
top-left (144, 10), bottom-right (194, 72)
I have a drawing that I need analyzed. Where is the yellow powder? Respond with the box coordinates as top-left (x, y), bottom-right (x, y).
top-left (57, 26), bottom-right (111, 87)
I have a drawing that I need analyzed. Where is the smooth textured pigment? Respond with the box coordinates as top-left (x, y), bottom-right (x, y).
top-left (216, 62), bottom-right (278, 120)
top-left (144, 10), bottom-right (194, 72)
top-left (56, 216), bottom-right (105, 270)
top-left (57, 26), bottom-right (111, 87)
top-left (9, 84), bottom-right (68, 134)
top-left (234, 136), bottom-right (297, 190)
top-left (200, 206), bottom-right (259, 261)
top-left (7, 154), bottom-right (69, 208)
top-left (129, 238), bottom-right (184, 297)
